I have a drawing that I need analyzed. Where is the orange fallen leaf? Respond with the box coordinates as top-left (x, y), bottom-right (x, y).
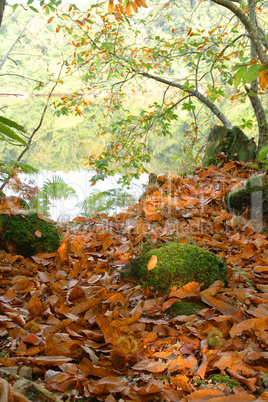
top-left (147, 255), bottom-right (158, 271)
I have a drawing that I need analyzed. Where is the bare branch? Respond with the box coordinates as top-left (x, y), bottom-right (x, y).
top-left (0, 17), bottom-right (33, 71)
top-left (18, 64), bottom-right (64, 162)
top-left (136, 70), bottom-right (233, 128)
top-left (0, 73), bottom-right (42, 84)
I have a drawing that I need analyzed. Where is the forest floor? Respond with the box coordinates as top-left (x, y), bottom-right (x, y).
top-left (0, 161), bottom-right (268, 401)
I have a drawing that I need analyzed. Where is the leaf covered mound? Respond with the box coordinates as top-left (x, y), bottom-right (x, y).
top-left (120, 242), bottom-right (227, 293)
top-left (0, 213), bottom-right (62, 257)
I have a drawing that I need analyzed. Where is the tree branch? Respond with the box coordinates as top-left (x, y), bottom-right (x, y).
top-left (211, 0), bottom-right (267, 65)
top-left (135, 70), bottom-right (233, 128)
top-left (0, 17), bottom-right (32, 71)
top-left (0, 73), bottom-right (42, 84)
top-left (17, 64), bottom-right (64, 162)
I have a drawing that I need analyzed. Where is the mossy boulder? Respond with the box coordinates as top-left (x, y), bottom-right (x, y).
top-left (226, 174), bottom-right (268, 228)
top-left (120, 242), bottom-right (227, 293)
top-left (202, 125), bottom-right (256, 166)
top-left (0, 212), bottom-right (62, 257)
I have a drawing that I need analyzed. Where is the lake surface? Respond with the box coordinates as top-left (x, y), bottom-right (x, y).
top-left (12, 169), bottom-right (149, 221)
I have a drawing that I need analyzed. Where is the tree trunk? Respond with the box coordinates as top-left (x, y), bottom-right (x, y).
top-left (0, 0), bottom-right (5, 29)
top-left (247, 0), bottom-right (268, 152)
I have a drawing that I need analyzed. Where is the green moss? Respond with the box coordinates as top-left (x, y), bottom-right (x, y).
top-left (203, 126), bottom-right (256, 166)
top-left (0, 212), bottom-right (62, 257)
top-left (226, 175), bottom-right (268, 229)
top-left (226, 187), bottom-right (251, 214)
top-left (210, 374), bottom-right (238, 389)
top-left (120, 242), bottom-right (227, 293)
top-left (168, 301), bottom-right (205, 317)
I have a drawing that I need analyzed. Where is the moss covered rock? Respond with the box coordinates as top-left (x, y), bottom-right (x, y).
top-left (0, 212), bottom-right (62, 257)
top-left (120, 242), bottom-right (227, 293)
top-left (202, 125), bottom-right (256, 166)
top-left (226, 174), bottom-right (268, 228)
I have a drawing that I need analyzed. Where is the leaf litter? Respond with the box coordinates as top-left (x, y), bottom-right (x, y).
top-left (0, 161), bottom-right (268, 401)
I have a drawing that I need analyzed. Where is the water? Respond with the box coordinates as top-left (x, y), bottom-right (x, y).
top-left (16, 169), bottom-right (149, 221)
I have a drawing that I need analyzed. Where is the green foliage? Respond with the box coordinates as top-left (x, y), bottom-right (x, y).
top-left (0, 157), bottom-right (39, 190)
top-left (234, 64), bottom-right (267, 90)
top-left (0, 116), bottom-right (27, 145)
top-left (29, 175), bottom-right (77, 217)
top-left (210, 374), bottom-right (238, 389)
top-left (239, 118), bottom-right (253, 130)
top-left (120, 242), bottom-right (227, 293)
top-left (0, 212), bottom-right (62, 257)
top-left (42, 175), bottom-right (76, 200)
top-left (257, 145), bottom-right (268, 171)
top-left (47, 0), bottom-right (267, 184)
top-left (78, 188), bottom-right (134, 216)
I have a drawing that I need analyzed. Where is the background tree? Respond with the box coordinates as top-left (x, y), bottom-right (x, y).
top-left (0, 0), bottom-right (5, 28)
top-left (52, 0), bottom-right (267, 184)
top-left (0, 0), bottom-right (65, 192)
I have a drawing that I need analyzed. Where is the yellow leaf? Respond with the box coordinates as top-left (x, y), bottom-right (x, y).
top-left (139, 0), bottom-right (148, 8)
top-left (108, 0), bottom-right (114, 14)
top-left (126, 2), bottom-right (132, 16)
top-left (147, 255), bottom-right (158, 271)
top-left (130, 1), bottom-right (138, 13)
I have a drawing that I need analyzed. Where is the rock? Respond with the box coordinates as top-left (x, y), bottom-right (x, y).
top-left (0, 212), bottom-right (62, 257)
top-left (120, 242), bottom-right (227, 293)
top-left (226, 174), bottom-right (268, 229)
top-left (202, 125), bottom-right (256, 166)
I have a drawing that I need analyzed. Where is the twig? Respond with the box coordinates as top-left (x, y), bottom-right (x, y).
top-left (0, 368), bottom-right (62, 402)
top-left (0, 18), bottom-right (33, 71)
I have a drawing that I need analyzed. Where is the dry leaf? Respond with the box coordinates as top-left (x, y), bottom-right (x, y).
top-left (147, 255), bottom-right (158, 271)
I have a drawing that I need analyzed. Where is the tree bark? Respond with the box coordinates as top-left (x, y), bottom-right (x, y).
top-left (246, 0), bottom-right (268, 152)
top-left (0, 0), bottom-right (5, 29)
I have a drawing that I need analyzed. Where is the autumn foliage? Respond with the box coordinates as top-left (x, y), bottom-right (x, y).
top-left (0, 162), bottom-right (268, 400)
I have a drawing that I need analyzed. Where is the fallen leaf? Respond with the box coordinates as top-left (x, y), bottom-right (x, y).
top-left (147, 255), bottom-right (158, 271)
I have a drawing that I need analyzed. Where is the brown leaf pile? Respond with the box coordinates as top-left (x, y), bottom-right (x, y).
top-left (0, 161), bottom-right (268, 401)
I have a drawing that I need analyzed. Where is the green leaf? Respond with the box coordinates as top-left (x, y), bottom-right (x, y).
top-left (12, 4), bottom-right (19, 11)
top-left (243, 64), bottom-right (267, 83)
top-left (13, 161), bottom-right (39, 174)
top-left (27, 0), bottom-right (34, 4)
top-left (171, 155), bottom-right (180, 162)
top-left (0, 116), bottom-right (27, 133)
top-left (0, 123), bottom-right (27, 145)
top-left (234, 66), bottom-right (246, 89)
top-left (249, 163), bottom-right (259, 169)
top-left (29, 6), bottom-right (39, 12)
top-left (257, 145), bottom-right (268, 161)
